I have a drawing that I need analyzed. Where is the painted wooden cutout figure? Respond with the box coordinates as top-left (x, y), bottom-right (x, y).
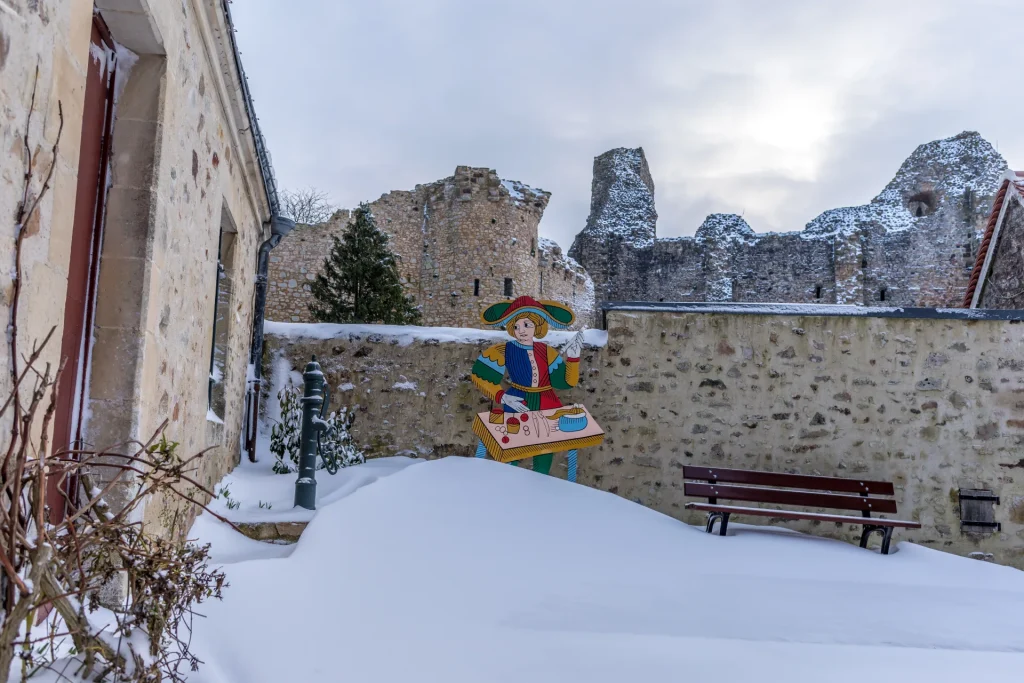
top-left (470, 296), bottom-right (604, 481)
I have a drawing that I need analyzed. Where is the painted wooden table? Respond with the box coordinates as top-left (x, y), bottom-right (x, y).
top-left (471, 406), bottom-right (605, 482)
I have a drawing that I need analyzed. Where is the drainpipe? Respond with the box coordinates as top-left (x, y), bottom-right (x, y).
top-left (245, 215), bottom-right (295, 461)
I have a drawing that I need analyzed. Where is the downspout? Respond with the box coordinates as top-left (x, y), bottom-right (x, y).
top-left (219, 0), bottom-right (295, 460)
top-left (245, 217), bottom-right (294, 461)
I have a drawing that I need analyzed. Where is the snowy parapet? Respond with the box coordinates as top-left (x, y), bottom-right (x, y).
top-left (500, 178), bottom-right (550, 208)
top-left (264, 321), bottom-right (609, 348)
top-left (695, 213), bottom-right (758, 247)
top-left (807, 131), bottom-right (1007, 238)
top-left (536, 237), bottom-right (598, 328)
top-left (874, 131), bottom-right (1007, 207)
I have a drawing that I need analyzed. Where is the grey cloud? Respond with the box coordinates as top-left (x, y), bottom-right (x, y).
top-left (233, 0), bottom-right (1024, 249)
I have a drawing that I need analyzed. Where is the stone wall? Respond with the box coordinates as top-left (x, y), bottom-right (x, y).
top-left (0, 1), bottom-right (275, 535)
top-left (0, 0), bottom-right (94, 417)
top-left (571, 133), bottom-right (1007, 310)
top-left (265, 214), bottom-right (348, 323)
top-left (978, 192), bottom-right (1024, 309)
top-left (265, 167), bottom-right (595, 328)
top-left (264, 305), bottom-right (1024, 567)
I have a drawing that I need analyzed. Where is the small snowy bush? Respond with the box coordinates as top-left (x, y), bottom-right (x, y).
top-left (270, 384), bottom-right (365, 474)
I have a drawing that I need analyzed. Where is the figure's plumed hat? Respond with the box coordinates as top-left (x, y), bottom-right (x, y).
top-left (481, 296), bottom-right (575, 329)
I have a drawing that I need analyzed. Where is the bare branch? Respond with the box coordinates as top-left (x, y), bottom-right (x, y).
top-left (280, 187), bottom-right (336, 225)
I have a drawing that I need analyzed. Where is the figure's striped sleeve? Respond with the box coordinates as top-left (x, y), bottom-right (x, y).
top-left (471, 342), bottom-right (507, 402)
top-left (547, 345), bottom-right (579, 390)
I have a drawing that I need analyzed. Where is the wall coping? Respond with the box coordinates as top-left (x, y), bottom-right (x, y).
top-left (264, 321), bottom-right (609, 348)
top-left (601, 301), bottom-right (1024, 328)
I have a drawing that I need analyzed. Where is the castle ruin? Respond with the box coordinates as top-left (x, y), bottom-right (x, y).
top-left (266, 166), bottom-right (594, 328)
top-left (570, 132), bottom-right (1008, 312)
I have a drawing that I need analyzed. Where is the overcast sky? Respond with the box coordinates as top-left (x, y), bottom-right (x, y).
top-left (232, 0), bottom-right (1024, 249)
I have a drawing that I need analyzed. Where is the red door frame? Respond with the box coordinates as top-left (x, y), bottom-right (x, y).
top-left (50, 16), bottom-right (118, 521)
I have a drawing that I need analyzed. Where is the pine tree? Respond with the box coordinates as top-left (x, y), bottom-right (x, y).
top-left (308, 204), bottom-right (421, 324)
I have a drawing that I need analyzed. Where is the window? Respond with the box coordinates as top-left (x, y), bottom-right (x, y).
top-left (539, 270), bottom-right (544, 295)
top-left (473, 279), bottom-right (480, 296)
top-left (861, 258), bottom-right (868, 268)
top-left (879, 287), bottom-right (887, 302)
top-left (208, 208), bottom-right (237, 422)
top-left (959, 489), bottom-right (1000, 531)
top-left (530, 238), bottom-right (536, 257)
top-left (504, 278), bottom-right (513, 297)
top-left (814, 285), bottom-right (822, 299)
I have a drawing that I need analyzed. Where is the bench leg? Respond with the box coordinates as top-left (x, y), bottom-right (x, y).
top-left (705, 512), bottom-right (731, 536)
top-left (880, 527), bottom-right (894, 555)
top-left (859, 525), bottom-right (896, 554)
top-left (859, 525), bottom-right (879, 549)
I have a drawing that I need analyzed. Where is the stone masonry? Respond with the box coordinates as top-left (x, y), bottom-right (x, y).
top-left (1, 1), bottom-right (276, 536)
top-left (570, 133), bottom-right (1008, 310)
top-left (971, 174), bottom-right (1024, 309)
top-left (266, 167), bottom-right (595, 328)
top-left (265, 306), bottom-right (1024, 568)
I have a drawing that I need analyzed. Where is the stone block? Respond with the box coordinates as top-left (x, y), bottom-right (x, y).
top-left (109, 119), bottom-right (160, 190)
top-left (93, 255), bottom-right (148, 329)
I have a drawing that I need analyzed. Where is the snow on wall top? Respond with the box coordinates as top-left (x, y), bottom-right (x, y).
top-left (874, 131), bottom-right (1007, 206)
top-left (576, 147), bottom-right (658, 248)
top-left (500, 178), bottom-right (550, 207)
top-left (805, 131), bottom-right (1008, 239)
top-left (601, 301), bottom-right (1012, 320)
top-left (264, 321), bottom-right (608, 348)
top-left (695, 213), bottom-right (757, 246)
top-left (538, 237), bottom-right (587, 275)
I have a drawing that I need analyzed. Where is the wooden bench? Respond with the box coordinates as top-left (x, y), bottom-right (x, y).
top-left (682, 466), bottom-right (921, 554)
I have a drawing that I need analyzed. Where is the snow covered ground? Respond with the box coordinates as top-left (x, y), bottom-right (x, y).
top-left (189, 456), bottom-right (1024, 682)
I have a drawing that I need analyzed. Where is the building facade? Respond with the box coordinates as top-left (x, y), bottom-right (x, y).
top-left (266, 166), bottom-right (595, 329)
top-left (0, 0), bottom-right (278, 532)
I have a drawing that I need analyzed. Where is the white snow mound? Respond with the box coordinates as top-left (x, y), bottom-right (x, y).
top-left (189, 457), bottom-right (1024, 682)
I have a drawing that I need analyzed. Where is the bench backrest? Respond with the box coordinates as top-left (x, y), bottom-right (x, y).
top-left (682, 466), bottom-right (899, 515)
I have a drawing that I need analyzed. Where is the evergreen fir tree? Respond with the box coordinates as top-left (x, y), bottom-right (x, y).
top-left (308, 204), bottom-right (421, 324)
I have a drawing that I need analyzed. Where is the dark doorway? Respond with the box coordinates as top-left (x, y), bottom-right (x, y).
top-left (51, 17), bottom-right (117, 517)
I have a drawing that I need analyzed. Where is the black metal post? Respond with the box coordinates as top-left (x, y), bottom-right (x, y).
top-left (294, 356), bottom-right (329, 510)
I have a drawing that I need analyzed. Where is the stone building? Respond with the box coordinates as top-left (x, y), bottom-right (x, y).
top-left (266, 166), bottom-right (595, 328)
top-left (964, 171), bottom-right (1024, 309)
top-left (1, 1), bottom-right (281, 531)
top-left (570, 132), bottom-right (1008, 311)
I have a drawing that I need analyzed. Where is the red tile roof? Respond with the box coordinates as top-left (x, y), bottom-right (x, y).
top-left (962, 172), bottom-right (1024, 307)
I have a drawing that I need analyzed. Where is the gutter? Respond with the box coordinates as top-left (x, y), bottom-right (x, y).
top-left (217, 0), bottom-right (294, 459)
top-left (219, 0), bottom-right (280, 215)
